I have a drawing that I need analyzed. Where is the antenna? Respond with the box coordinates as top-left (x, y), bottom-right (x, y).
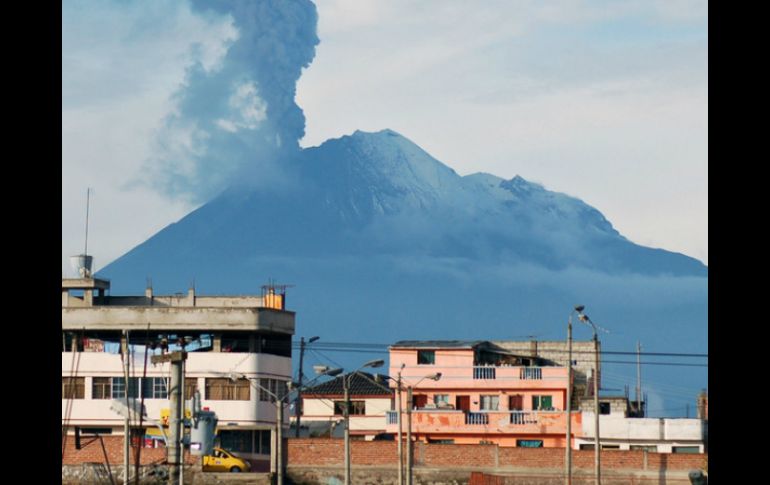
top-left (84, 188), bottom-right (91, 257)
top-left (70, 188), bottom-right (94, 278)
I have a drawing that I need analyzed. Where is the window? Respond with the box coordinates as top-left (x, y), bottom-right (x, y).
top-left (81, 428), bottom-right (112, 435)
top-left (184, 378), bottom-right (198, 400)
top-left (218, 430), bottom-right (272, 455)
top-left (599, 402), bottom-right (611, 415)
top-left (205, 378), bottom-right (250, 400)
top-left (517, 440), bottom-right (543, 448)
top-left (417, 350), bottom-right (435, 365)
top-left (631, 445), bottom-right (658, 452)
top-left (602, 445), bottom-right (620, 450)
top-left (62, 377), bottom-right (85, 399)
top-left (532, 395), bottom-right (553, 410)
top-left (672, 446), bottom-right (700, 454)
top-left (258, 379), bottom-right (288, 402)
top-left (142, 377), bottom-right (169, 399)
top-left (480, 395), bottom-right (499, 411)
top-left (92, 377), bottom-right (111, 399)
top-left (433, 394), bottom-right (450, 406)
top-left (333, 400), bottom-right (366, 415)
top-left (579, 444), bottom-right (595, 450)
top-left (112, 377), bottom-right (140, 399)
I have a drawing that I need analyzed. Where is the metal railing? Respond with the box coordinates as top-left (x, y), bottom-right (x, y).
top-left (472, 367), bottom-right (496, 379)
top-left (519, 367), bottom-right (542, 380)
top-left (465, 412), bottom-right (489, 425)
top-left (509, 411), bottom-right (539, 425)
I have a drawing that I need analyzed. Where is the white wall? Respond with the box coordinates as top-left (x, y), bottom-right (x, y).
top-left (62, 351), bottom-right (291, 428)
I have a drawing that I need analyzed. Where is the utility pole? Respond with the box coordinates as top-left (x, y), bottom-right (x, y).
top-left (277, 394), bottom-right (285, 485)
top-left (343, 377), bottom-right (351, 485)
top-left (406, 386), bottom-right (413, 485)
top-left (396, 368), bottom-right (404, 485)
top-left (295, 336), bottom-right (319, 437)
top-left (636, 341), bottom-right (642, 417)
top-left (122, 330), bottom-right (130, 485)
top-left (565, 309), bottom-right (575, 485)
top-left (593, 333), bottom-right (601, 485)
top-left (151, 351), bottom-right (187, 485)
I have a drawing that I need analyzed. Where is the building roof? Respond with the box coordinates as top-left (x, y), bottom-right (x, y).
top-left (303, 372), bottom-right (393, 397)
top-left (390, 340), bottom-right (489, 349)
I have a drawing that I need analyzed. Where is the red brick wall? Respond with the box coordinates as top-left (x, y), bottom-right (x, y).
top-left (62, 435), bottom-right (197, 466)
top-left (287, 439), bottom-right (706, 471)
top-left (421, 443), bottom-right (496, 467)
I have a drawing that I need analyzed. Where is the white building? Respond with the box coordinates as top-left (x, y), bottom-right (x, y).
top-left (61, 277), bottom-right (295, 469)
top-left (296, 372), bottom-right (393, 440)
top-left (576, 396), bottom-right (705, 453)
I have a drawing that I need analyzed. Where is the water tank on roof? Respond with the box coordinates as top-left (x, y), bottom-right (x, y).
top-left (70, 254), bottom-right (93, 278)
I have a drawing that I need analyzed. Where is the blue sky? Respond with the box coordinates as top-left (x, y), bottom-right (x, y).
top-left (62, 0), bottom-right (707, 274)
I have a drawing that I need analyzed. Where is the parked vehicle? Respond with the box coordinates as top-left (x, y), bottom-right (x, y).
top-left (202, 447), bottom-right (251, 473)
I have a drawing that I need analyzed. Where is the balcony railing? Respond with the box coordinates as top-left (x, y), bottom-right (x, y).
top-left (509, 411), bottom-right (539, 425)
top-left (519, 367), bottom-right (542, 380)
top-left (473, 367), bottom-right (496, 379)
top-left (465, 412), bottom-right (489, 425)
top-left (471, 366), bottom-right (547, 380)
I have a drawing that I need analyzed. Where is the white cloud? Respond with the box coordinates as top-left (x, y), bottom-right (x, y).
top-left (62, 0), bottom-right (236, 274)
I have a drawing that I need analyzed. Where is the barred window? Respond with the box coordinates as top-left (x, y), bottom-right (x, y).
top-left (62, 377), bottom-right (85, 399)
top-left (206, 378), bottom-right (250, 400)
top-left (92, 377), bottom-right (111, 399)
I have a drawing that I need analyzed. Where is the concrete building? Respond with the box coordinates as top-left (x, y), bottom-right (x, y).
top-left (296, 372), bottom-right (393, 440)
top-left (384, 340), bottom-right (596, 448)
top-left (61, 277), bottom-right (295, 469)
top-left (575, 395), bottom-right (706, 453)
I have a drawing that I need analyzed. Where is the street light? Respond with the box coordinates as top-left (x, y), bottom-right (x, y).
top-left (343, 359), bottom-right (385, 485)
top-left (576, 309), bottom-right (607, 485)
top-left (228, 366), bottom-right (342, 485)
top-left (374, 365), bottom-right (406, 485)
top-left (405, 372), bottom-right (442, 485)
top-left (565, 305), bottom-right (584, 485)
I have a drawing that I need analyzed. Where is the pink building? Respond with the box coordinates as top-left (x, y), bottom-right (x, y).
top-left (385, 340), bottom-right (590, 448)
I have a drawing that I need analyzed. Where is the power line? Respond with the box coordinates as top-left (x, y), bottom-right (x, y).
top-left (291, 340), bottom-right (706, 358)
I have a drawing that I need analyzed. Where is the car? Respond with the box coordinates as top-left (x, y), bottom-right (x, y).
top-left (202, 447), bottom-right (251, 473)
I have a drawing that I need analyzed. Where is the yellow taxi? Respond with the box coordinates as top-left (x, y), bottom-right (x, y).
top-left (202, 447), bottom-right (251, 472)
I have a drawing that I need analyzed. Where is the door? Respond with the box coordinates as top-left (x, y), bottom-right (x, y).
top-left (413, 394), bottom-right (428, 409)
top-left (509, 395), bottom-right (523, 411)
top-left (455, 395), bottom-right (470, 412)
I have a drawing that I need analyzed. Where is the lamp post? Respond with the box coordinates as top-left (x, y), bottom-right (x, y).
top-left (564, 305), bottom-right (585, 485)
top-left (295, 336), bottom-right (320, 437)
top-left (566, 305), bottom-right (585, 485)
top-left (576, 310), bottom-right (604, 485)
top-left (232, 366), bottom-right (342, 485)
top-left (343, 359), bottom-right (385, 485)
top-left (404, 372), bottom-right (442, 485)
top-left (396, 365), bottom-right (405, 485)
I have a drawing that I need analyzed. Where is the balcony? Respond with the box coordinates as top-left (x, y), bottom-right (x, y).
top-left (384, 409), bottom-right (575, 436)
top-left (470, 365), bottom-right (551, 382)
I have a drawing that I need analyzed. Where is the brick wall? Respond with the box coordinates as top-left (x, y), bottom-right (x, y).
top-left (62, 435), bottom-right (197, 466)
top-left (287, 439), bottom-right (706, 471)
